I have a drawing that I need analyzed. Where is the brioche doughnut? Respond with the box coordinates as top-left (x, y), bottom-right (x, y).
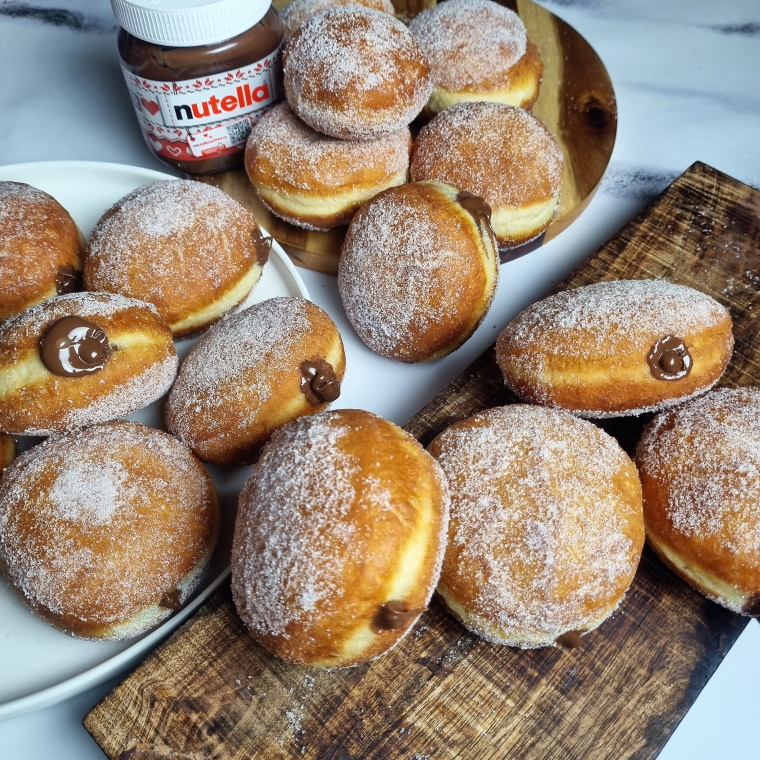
top-left (410, 101), bottom-right (563, 250)
top-left (166, 297), bottom-right (346, 466)
top-left (338, 180), bottom-right (499, 363)
top-left (496, 279), bottom-right (734, 419)
top-left (0, 420), bottom-right (219, 640)
top-left (635, 387), bottom-right (760, 616)
top-left (231, 408), bottom-right (450, 667)
top-left (283, 7), bottom-right (432, 140)
top-left (0, 291), bottom-right (177, 436)
top-left (428, 404), bottom-right (645, 648)
top-left (281, 0), bottom-right (395, 38)
top-left (0, 433), bottom-right (15, 476)
top-left (244, 102), bottom-right (411, 230)
top-left (409, 0), bottom-right (543, 115)
top-left (0, 181), bottom-right (84, 323)
top-left (84, 180), bottom-right (270, 339)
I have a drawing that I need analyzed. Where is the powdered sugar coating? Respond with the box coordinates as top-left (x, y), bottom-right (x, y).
top-left (430, 405), bottom-right (644, 646)
top-left (409, 0), bottom-right (528, 91)
top-left (0, 421), bottom-right (218, 639)
top-left (283, 7), bottom-right (432, 139)
top-left (280, 0), bottom-right (395, 38)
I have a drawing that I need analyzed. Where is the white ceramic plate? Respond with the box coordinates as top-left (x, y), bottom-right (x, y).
top-left (0, 160), bottom-right (310, 720)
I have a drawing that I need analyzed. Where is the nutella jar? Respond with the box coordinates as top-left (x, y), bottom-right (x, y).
top-left (112, 0), bottom-right (284, 175)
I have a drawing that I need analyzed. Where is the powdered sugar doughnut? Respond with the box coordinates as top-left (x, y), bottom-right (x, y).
top-left (281, 0), bottom-right (395, 38)
top-left (428, 404), bottom-right (645, 648)
top-left (0, 292), bottom-right (177, 436)
top-left (0, 181), bottom-right (84, 323)
top-left (244, 102), bottom-right (411, 230)
top-left (635, 387), bottom-right (760, 616)
top-left (338, 180), bottom-right (499, 363)
top-left (410, 101), bottom-right (563, 249)
top-left (166, 297), bottom-right (346, 466)
top-left (283, 7), bottom-right (432, 140)
top-left (0, 420), bottom-right (219, 640)
top-left (84, 180), bottom-right (270, 339)
top-left (496, 279), bottom-right (734, 418)
top-left (231, 408), bottom-right (450, 667)
top-left (409, 0), bottom-right (543, 115)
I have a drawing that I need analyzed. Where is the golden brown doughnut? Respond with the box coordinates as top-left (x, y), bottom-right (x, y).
top-left (244, 102), bottom-right (411, 230)
top-left (231, 408), bottom-right (450, 667)
top-left (428, 404), bottom-right (645, 648)
top-left (283, 6), bottom-right (432, 140)
top-left (635, 387), bottom-right (760, 616)
top-left (409, 0), bottom-right (543, 115)
top-left (0, 420), bottom-right (219, 640)
top-left (337, 180), bottom-right (499, 363)
top-left (410, 101), bottom-right (563, 249)
top-left (496, 279), bottom-right (734, 418)
top-left (166, 296), bottom-right (346, 466)
top-left (280, 0), bottom-right (395, 39)
top-left (0, 181), bottom-right (84, 323)
top-left (84, 180), bottom-right (270, 339)
top-left (0, 291), bottom-right (177, 436)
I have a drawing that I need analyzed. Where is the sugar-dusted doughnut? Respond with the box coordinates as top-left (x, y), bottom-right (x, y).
top-left (410, 101), bottom-right (563, 250)
top-left (0, 291), bottom-right (177, 436)
top-left (283, 7), bottom-right (432, 140)
top-left (84, 180), bottom-right (270, 339)
top-left (231, 408), bottom-right (450, 667)
top-left (244, 102), bottom-right (411, 230)
top-left (280, 0), bottom-right (395, 38)
top-left (0, 181), bottom-right (84, 323)
top-left (496, 279), bottom-right (734, 418)
top-left (166, 297), bottom-right (346, 466)
top-left (428, 404), bottom-right (645, 648)
top-left (635, 387), bottom-right (760, 616)
top-left (0, 420), bottom-right (219, 640)
top-left (409, 0), bottom-right (543, 115)
top-left (338, 180), bottom-right (499, 363)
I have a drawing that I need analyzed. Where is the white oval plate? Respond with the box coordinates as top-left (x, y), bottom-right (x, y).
top-left (0, 160), bottom-right (310, 720)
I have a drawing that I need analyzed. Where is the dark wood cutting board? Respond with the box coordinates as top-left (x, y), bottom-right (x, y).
top-left (84, 162), bottom-right (759, 760)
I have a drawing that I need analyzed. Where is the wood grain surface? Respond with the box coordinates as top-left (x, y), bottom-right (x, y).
top-left (85, 162), bottom-right (759, 760)
top-left (200, 0), bottom-right (617, 274)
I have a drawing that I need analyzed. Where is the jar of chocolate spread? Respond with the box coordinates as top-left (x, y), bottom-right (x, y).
top-left (111, 0), bottom-right (284, 175)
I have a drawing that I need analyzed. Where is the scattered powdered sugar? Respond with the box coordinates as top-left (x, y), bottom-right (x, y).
top-left (431, 405), bottom-right (642, 639)
top-left (409, 0), bottom-right (528, 90)
top-left (280, 0), bottom-right (396, 38)
top-left (636, 387), bottom-right (760, 554)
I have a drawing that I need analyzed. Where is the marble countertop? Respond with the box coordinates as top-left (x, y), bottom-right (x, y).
top-left (1, 0), bottom-right (758, 757)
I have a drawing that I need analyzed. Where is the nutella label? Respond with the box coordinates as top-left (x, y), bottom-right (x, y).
top-left (121, 44), bottom-right (283, 162)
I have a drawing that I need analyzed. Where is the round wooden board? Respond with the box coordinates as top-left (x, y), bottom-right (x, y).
top-left (201, 0), bottom-right (617, 274)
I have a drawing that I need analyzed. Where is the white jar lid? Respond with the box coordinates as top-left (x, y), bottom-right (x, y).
top-left (111, 0), bottom-right (272, 47)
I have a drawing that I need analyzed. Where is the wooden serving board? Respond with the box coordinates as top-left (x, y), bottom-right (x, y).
top-left (84, 162), bottom-right (759, 760)
top-left (200, 0), bottom-right (617, 274)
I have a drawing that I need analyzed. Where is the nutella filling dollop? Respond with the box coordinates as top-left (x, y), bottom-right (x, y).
top-left (300, 359), bottom-right (341, 405)
top-left (159, 589), bottom-right (183, 611)
top-left (646, 335), bottom-right (692, 380)
top-left (253, 229), bottom-right (273, 267)
top-left (744, 595), bottom-right (760, 618)
top-left (55, 265), bottom-right (80, 295)
top-left (457, 190), bottom-right (492, 224)
top-left (371, 600), bottom-right (426, 633)
top-left (555, 630), bottom-right (584, 649)
top-left (39, 316), bottom-right (110, 377)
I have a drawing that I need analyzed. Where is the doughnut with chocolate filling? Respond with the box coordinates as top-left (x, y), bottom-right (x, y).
top-left (409, 0), bottom-right (543, 116)
top-left (410, 101), bottom-right (563, 250)
top-left (496, 279), bottom-right (734, 418)
top-left (0, 420), bottom-right (219, 640)
top-left (244, 102), bottom-right (411, 230)
top-left (337, 180), bottom-right (499, 363)
top-left (231, 408), bottom-right (450, 667)
top-left (84, 180), bottom-right (270, 339)
top-left (428, 404), bottom-right (645, 648)
top-left (0, 181), bottom-right (84, 323)
top-left (166, 297), bottom-right (346, 466)
top-left (635, 387), bottom-right (760, 616)
top-left (0, 291), bottom-right (177, 436)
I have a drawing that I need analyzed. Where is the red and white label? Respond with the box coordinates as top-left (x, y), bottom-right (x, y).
top-left (122, 44), bottom-right (282, 162)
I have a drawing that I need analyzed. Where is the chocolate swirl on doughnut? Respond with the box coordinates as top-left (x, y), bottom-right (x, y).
top-left (647, 335), bottom-right (692, 380)
top-left (300, 358), bottom-right (341, 404)
top-left (39, 316), bottom-right (111, 377)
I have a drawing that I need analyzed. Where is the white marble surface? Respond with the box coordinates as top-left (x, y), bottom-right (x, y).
top-left (1, 0), bottom-right (759, 757)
